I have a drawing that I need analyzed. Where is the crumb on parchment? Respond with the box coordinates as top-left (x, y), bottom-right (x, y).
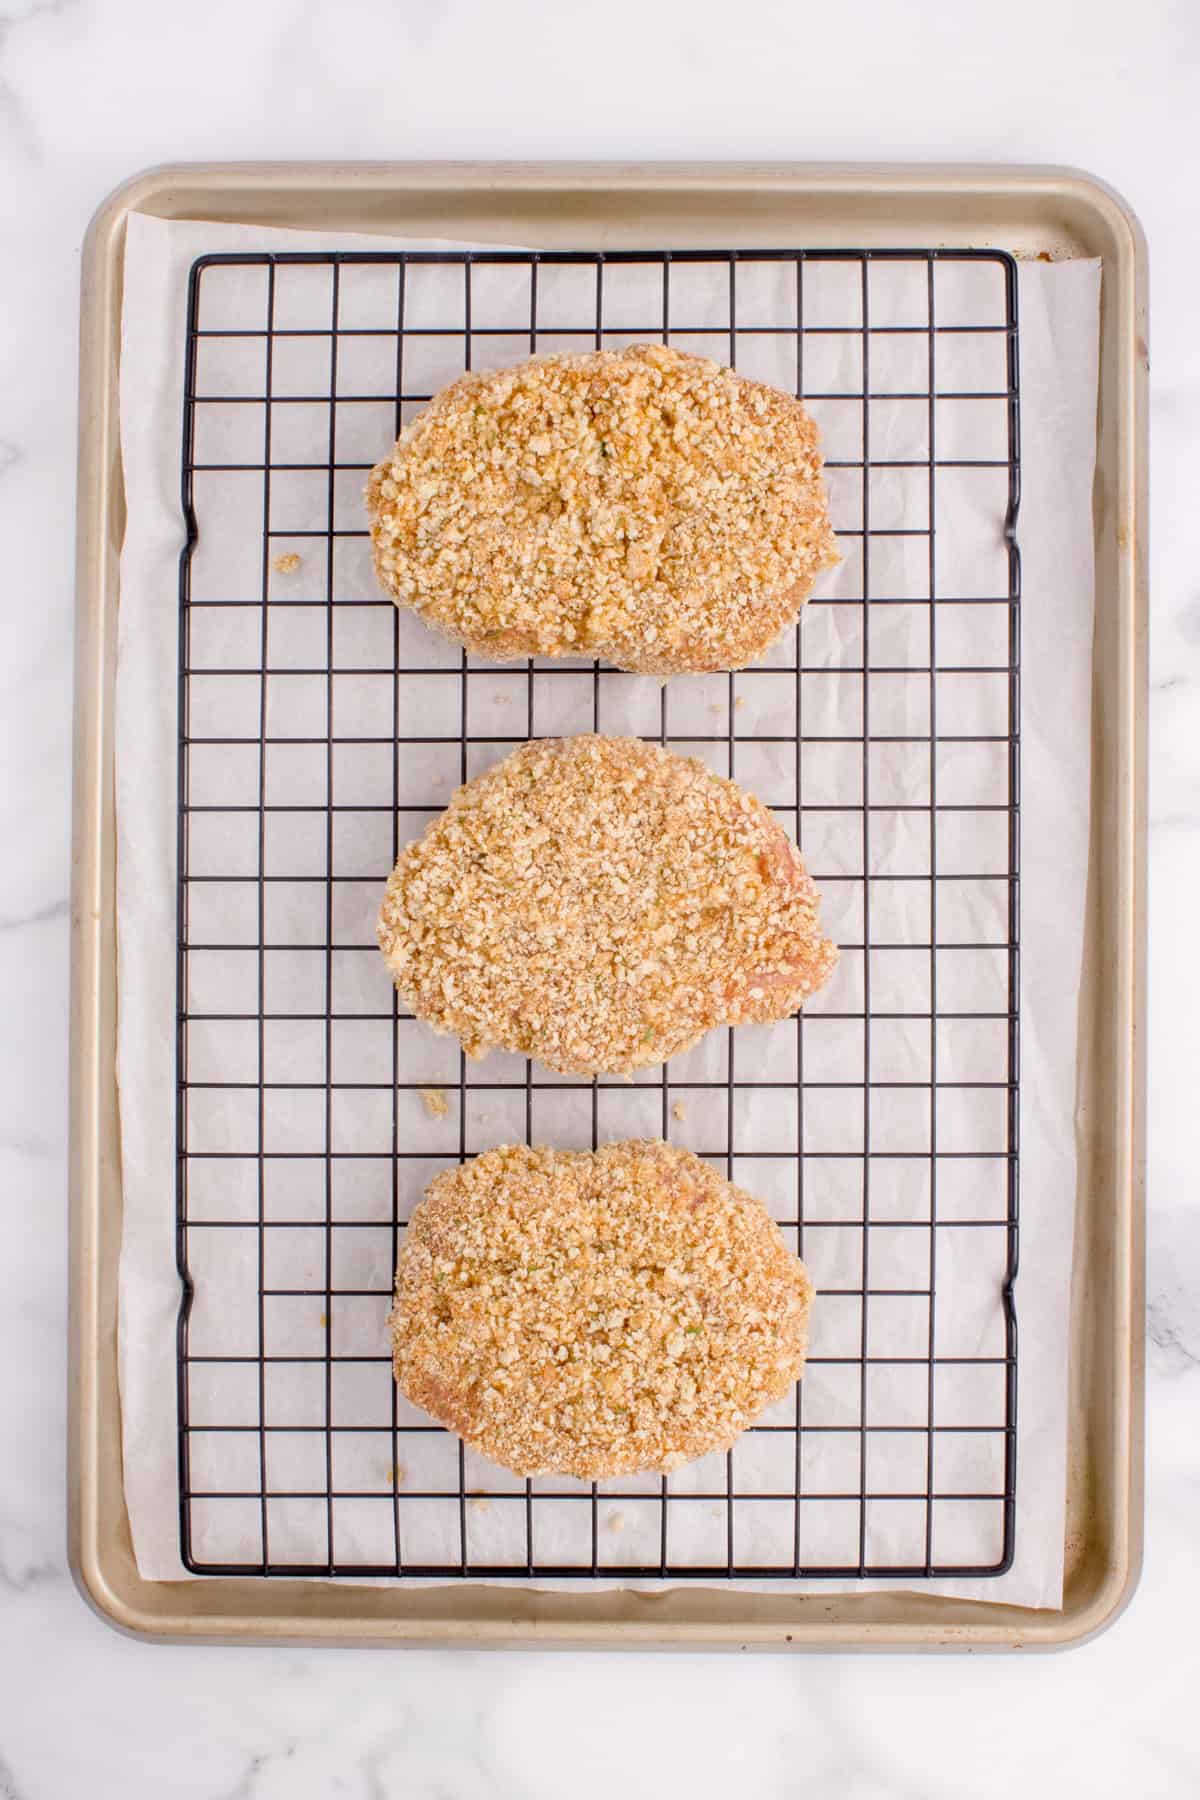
top-left (468, 1495), bottom-right (491, 1513)
top-left (272, 552), bottom-right (302, 574)
top-left (605, 1510), bottom-right (626, 1534)
top-left (418, 1087), bottom-right (449, 1119)
top-left (672, 1100), bottom-right (687, 1123)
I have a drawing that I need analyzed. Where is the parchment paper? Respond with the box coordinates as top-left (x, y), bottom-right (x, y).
top-left (115, 212), bottom-right (1098, 1603)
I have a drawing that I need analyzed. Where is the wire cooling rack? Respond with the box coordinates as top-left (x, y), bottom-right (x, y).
top-left (175, 246), bottom-right (1020, 1579)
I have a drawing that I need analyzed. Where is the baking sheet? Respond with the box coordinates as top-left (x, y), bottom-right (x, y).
top-left (114, 212), bottom-right (1099, 1605)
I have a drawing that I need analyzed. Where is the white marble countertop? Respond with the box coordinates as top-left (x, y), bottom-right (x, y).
top-left (1, 1), bottom-right (1196, 1794)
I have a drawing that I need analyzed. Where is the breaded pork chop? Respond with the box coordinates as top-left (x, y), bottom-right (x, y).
top-left (376, 734), bottom-right (837, 1077)
top-left (389, 1141), bottom-right (814, 1479)
top-left (366, 343), bottom-right (837, 674)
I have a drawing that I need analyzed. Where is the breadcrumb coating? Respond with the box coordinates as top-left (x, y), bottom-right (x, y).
top-left (366, 343), bottom-right (837, 674)
top-left (389, 1141), bottom-right (814, 1478)
top-left (377, 735), bottom-right (838, 1076)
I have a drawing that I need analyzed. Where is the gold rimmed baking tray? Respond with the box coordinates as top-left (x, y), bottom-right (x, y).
top-left (69, 162), bottom-right (1146, 1648)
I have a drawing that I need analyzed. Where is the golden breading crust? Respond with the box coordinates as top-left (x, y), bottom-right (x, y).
top-left (366, 343), bottom-right (837, 674)
top-left (390, 1141), bottom-right (814, 1478)
top-left (377, 735), bottom-right (838, 1077)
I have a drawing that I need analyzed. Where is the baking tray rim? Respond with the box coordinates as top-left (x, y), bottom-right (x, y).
top-left (68, 160), bottom-right (1147, 1651)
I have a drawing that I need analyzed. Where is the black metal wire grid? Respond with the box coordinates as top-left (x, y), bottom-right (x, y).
top-left (175, 247), bottom-right (1020, 1579)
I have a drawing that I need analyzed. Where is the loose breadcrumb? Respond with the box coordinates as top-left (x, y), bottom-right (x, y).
top-left (606, 1510), bottom-right (626, 1534)
top-left (377, 735), bottom-right (837, 1076)
top-left (366, 344), bottom-right (837, 674)
top-left (272, 552), bottom-right (302, 575)
top-left (468, 1495), bottom-right (491, 1513)
top-left (389, 1141), bottom-right (814, 1479)
top-left (418, 1087), bottom-right (449, 1119)
top-left (672, 1100), bottom-right (688, 1124)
